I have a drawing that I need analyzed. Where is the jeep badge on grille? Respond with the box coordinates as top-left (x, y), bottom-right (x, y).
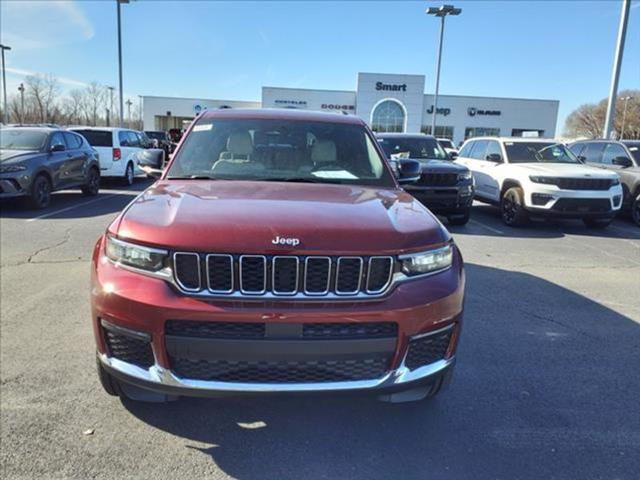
top-left (272, 236), bottom-right (300, 247)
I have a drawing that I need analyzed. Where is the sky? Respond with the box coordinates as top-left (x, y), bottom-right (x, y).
top-left (1, 0), bottom-right (639, 133)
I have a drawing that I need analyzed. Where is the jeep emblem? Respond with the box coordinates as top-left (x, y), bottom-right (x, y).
top-left (272, 236), bottom-right (300, 247)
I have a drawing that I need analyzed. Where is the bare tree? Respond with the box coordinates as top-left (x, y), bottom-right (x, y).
top-left (564, 90), bottom-right (640, 139)
top-left (84, 82), bottom-right (106, 126)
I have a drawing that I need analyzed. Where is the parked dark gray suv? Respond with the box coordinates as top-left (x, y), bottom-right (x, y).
top-left (569, 140), bottom-right (640, 226)
top-left (377, 133), bottom-right (474, 225)
top-left (0, 127), bottom-right (101, 208)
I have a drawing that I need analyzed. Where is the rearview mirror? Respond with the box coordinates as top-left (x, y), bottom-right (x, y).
top-left (449, 151), bottom-right (458, 160)
top-left (486, 153), bottom-right (502, 163)
top-left (612, 156), bottom-right (633, 168)
top-left (50, 143), bottom-right (65, 153)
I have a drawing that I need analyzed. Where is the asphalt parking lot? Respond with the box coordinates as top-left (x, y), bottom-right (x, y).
top-left (1, 180), bottom-right (639, 480)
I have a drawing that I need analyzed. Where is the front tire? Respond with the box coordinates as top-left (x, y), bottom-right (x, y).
top-left (501, 187), bottom-right (529, 227)
top-left (632, 194), bottom-right (640, 227)
top-left (81, 167), bottom-right (100, 196)
top-left (28, 174), bottom-right (52, 209)
top-left (583, 217), bottom-right (612, 229)
top-left (123, 162), bottom-right (134, 186)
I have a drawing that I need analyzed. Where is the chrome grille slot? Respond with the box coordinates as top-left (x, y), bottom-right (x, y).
top-left (366, 257), bottom-right (393, 294)
top-left (240, 255), bottom-right (267, 294)
top-left (336, 257), bottom-right (363, 295)
top-left (174, 252), bottom-right (201, 291)
top-left (304, 257), bottom-right (331, 295)
top-left (272, 256), bottom-right (299, 295)
top-left (206, 254), bottom-right (234, 293)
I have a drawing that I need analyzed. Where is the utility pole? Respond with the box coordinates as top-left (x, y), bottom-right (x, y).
top-left (18, 83), bottom-right (25, 125)
top-left (426, 5), bottom-right (461, 137)
top-left (0, 44), bottom-right (12, 124)
top-left (603, 0), bottom-right (631, 139)
top-left (117, 0), bottom-right (130, 128)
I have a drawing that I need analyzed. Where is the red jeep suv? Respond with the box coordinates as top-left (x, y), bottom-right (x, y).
top-left (91, 109), bottom-right (465, 403)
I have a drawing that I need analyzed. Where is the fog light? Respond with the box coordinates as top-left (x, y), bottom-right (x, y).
top-left (532, 193), bottom-right (553, 206)
top-left (613, 195), bottom-right (622, 207)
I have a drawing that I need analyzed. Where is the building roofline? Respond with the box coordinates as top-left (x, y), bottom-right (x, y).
top-left (141, 95), bottom-right (259, 103)
top-left (262, 86), bottom-right (355, 95)
top-left (425, 93), bottom-right (559, 103)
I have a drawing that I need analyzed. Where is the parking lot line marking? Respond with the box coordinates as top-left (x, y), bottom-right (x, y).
top-left (469, 219), bottom-right (505, 235)
top-left (25, 192), bottom-right (131, 223)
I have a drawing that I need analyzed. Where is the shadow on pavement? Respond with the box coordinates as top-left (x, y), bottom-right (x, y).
top-left (122, 264), bottom-right (640, 480)
top-left (0, 178), bottom-right (152, 220)
top-left (445, 204), bottom-right (639, 240)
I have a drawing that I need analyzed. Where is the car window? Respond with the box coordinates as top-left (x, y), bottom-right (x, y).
top-left (504, 142), bottom-right (581, 164)
top-left (167, 118), bottom-right (395, 187)
top-left (469, 140), bottom-right (489, 160)
top-left (601, 143), bottom-right (629, 165)
top-left (568, 143), bottom-right (585, 158)
top-left (127, 131), bottom-right (141, 148)
top-left (118, 131), bottom-right (129, 147)
top-left (458, 141), bottom-right (473, 158)
top-left (73, 129), bottom-right (113, 147)
top-left (485, 140), bottom-right (502, 160)
top-left (63, 132), bottom-right (82, 149)
top-left (377, 136), bottom-right (448, 160)
top-left (582, 142), bottom-right (606, 163)
top-left (622, 142), bottom-right (640, 163)
top-left (49, 132), bottom-right (66, 150)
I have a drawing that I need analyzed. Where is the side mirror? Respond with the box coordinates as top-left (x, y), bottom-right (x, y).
top-left (50, 143), bottom-right (65, 153)
top-left (486, 153), bottom-right (502, 163)
top-left (136, 149), bottom-right (165, 178)
top-left (577, 155), bottom-right (586, 163)
top-left (449, 151), bottom-right (458, 160)
top-left (612, 156), bottom-right (633, 168)
top-left (393, 158), bottom-right (421, 185)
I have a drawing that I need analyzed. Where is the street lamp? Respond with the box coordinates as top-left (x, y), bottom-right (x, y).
top-left (18, 83), bottom-right (25, 125)
top-left (426, 5), bottom-right (461, 137)
top-left (116, 0), bottom-right (130, 128)
top-left (0, 43), bottom-right (12, 125)
top-left (620, 96), bottom-right (633, 140)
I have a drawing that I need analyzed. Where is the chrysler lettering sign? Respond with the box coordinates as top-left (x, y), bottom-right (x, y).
top-left (275, 100), bottom-right (308, 106)
top-left (375, 82), bottom-right (407, 92)
top-left (467, 107), bottom-right (501, 117)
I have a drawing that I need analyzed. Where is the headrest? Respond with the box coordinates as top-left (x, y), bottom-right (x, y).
top-left (226, 131), bottom-right (253, 156)
top-left (311, 140), bottom-right (337, 163)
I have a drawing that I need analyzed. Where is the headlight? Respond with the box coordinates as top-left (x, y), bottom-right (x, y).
top-left (400, 245), bottom-right (453, 276)
top-left (105, 236), bottom-right (168, 271)
top-left (0, 164), bottom-right (27, 173)
top-left (611, 177), bottom-right (620, 186)
top-left (458, 171), bottom-right (473, 181)
top-left (529, 176), bottom-right (557, 185)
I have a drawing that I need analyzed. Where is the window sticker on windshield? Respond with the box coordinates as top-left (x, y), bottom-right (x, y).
top-left (505, 142), bottom-right (514, 146)
top-left (629, 147), bottom-right (638, 152)
top-left (193, 124), bottom-right (213, 132)
top-left (312, 170), bottom-right (358, 180)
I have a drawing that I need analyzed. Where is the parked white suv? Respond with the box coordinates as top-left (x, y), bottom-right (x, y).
top-left (69, 127), bottom-right (147, 185)
top-left (455, 137), bottom-right (623, 228)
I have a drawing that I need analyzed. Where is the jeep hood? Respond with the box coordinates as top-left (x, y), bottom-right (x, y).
top-left (0, 149), bottom-right (37, 163)
top-left (115, 180), bottom-right (450, 254)
top-left (415, 159), bottom-right (467, 174)
top-left (515, 163), bottom-right (618, 178)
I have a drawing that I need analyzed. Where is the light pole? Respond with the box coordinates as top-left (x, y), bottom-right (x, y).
top-left (117, 0), bottom-right (130, 128)
top-left (0, 43), bottom-right (12, 125)
top-left (126, 99), bottom-right (133, 128)
top-left (18, 83), bottom-right (25, 125)
top-left (107, 86), bottom-right (115, 126)
top-left (426, 5), bottom-right (461, 137)
top-left (620, 96), bottom-right (633, 140)
top-left (603, 0), bottom-right (631, 139)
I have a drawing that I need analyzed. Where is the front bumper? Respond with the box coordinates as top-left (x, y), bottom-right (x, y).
top-left (0, 177), bottom-right (28, 199)
top-left (523, 184), bottom-right (623, 218)
top-left (91, 238), bottom-right (465, 397)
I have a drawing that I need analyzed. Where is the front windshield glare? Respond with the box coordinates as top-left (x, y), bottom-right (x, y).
top-left (378, 137), bottom-right (448, 161)
top-left (505, 142), bottom-right (580, 164)
top-left (167, 119), bottom-right (394, 186)
top-left (0, 129), bottom-right (48, 152)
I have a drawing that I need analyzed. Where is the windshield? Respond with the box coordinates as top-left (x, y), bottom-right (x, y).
top-left (72, 129), bottom-right (113, 147)
top-left (0, 129), bottom-right (48, 152)
top-left (377, 136), bottom-right (448, 161)
top-left (622, 142), bottom-right (640, 163)
top-left (439, 139), bottom-right (454, 149)
top-left (167, 118), bottom-right (395, 186)
top-left (504, 142), bottom-right (581, 164)
top-left (145, 131), bottom-right (165, 140)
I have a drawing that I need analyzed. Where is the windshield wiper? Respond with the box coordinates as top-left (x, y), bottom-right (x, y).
top-left (261, 177), bottom-right (343, 184)
top-left (167, 175), bottom-right (218, 180)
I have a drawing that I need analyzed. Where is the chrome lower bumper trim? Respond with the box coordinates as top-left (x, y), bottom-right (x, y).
top-left (98, 353), bottom-right (454, 394)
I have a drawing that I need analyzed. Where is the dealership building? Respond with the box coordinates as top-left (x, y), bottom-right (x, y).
top-left (142, 72), bottom-right (559, 145)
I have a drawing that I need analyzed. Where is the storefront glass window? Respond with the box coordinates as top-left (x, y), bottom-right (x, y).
top-left (464, 127), bottom-right (500, 139)
top-left (371, 100), bottom-right (405, 133)
top-left (421, 126), bottom-right (454, 139)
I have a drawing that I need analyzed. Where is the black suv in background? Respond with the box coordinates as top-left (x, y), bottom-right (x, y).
top-left (144, 130), bottom-right (174, 158)
top-left (0, 127), bottom-right (100, 208)
top-left (377, 133), bottom-right (474, 225)
top-left (569, 140), bottom-right (640, 225)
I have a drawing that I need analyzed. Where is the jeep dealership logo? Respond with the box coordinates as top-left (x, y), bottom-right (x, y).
top-left (272, 236), bottom-right (300, 247)
top-left (467, 107), bottom-right (501, 117)
top-left (375, 82), bottom-right (407, 92)
top-left (426, 105), bottom-right (451, 116)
